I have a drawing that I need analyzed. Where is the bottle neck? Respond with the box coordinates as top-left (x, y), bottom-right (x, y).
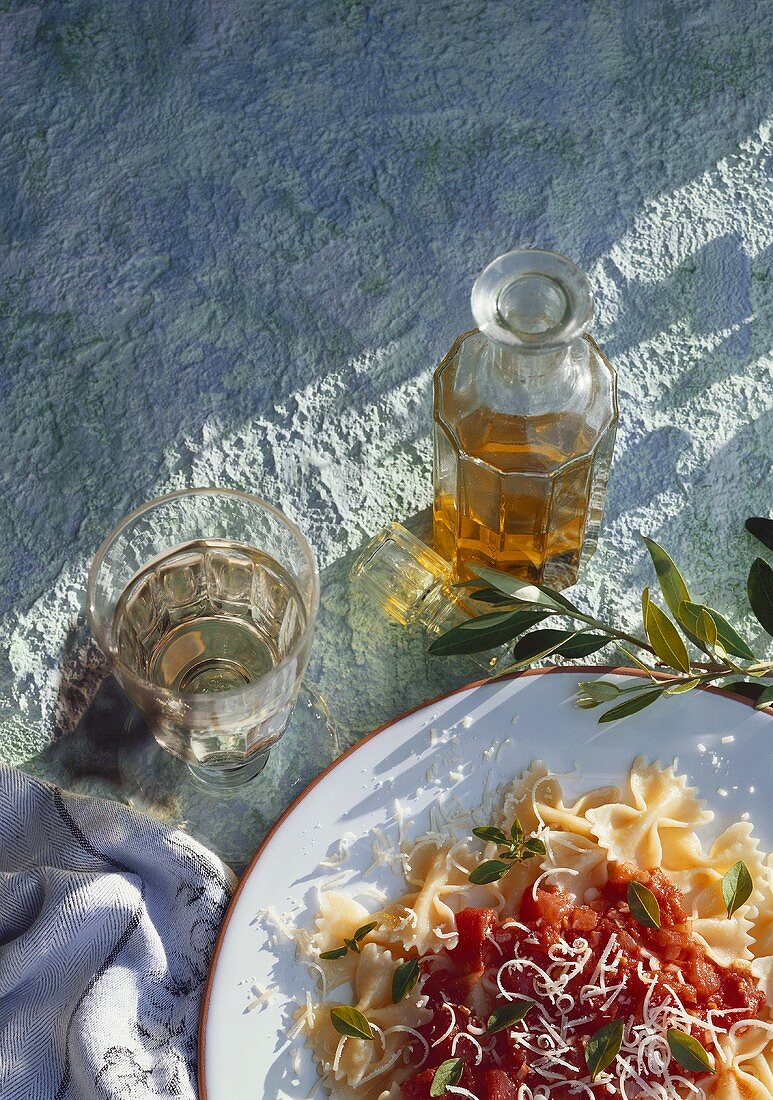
top-left (478, 335), bottom-right (587, 418)
top-left (488, 340), bottom-right (572, 378)
top-left (471, 249), bottom-right (594, 358)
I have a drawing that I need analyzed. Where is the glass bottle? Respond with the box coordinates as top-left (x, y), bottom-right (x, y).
top-left (433, 248), bottom-right (618, 588)
top-left (350, 523), bottom-right (507, 672)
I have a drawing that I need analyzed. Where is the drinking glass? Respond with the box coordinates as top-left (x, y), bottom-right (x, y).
top-left (88, 488), bottom-right (319, 790)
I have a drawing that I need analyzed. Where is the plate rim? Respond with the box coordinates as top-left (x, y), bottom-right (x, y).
top-left (198, 664), bottom-right (772, 1097)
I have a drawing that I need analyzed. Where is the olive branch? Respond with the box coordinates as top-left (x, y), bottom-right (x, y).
top-left (429, 518), bottom-right (773, 722)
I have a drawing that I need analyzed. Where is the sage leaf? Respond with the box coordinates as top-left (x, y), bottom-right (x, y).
top-left (510, 818), bottom-right (524, 843)
top-left (344, 937), bottom-right (361, 954)
top-left (469, 859), bottom-right (511, 884)
top-left (585, 1018), bottom-right (624, 1081)
top-left (627, 881), bottom-right (661, 929)
top-left (319, 946), bottom-right (349, 960)
top-left (473, 826), bottom-right (508, 845)
top-left (330, 1006), bottom-right (374, 1040)
top-left (678, 602), bottom-right (755, 661)
top-left (748, 558), bottom-right (773, 637)
top-left (755, 684), bottom-right (773, 709)
top-left (644, 598), bottom-right (691, 673)
top-left (392, 958), bottom-right (420, 1003)
top-left (667, 1028), bottom-right (714, 1073)
top-left (486, 999), bottom-right (535, 1033)
top-left (524, 837), bottom-right (546, 856)
top-left (746, 516), bottom-right (773, 552)
top-left (430, 1057), bottom-right (464, 1096)
top-left (722, 860), bottom-right (753, 918)
top-left (353, 921), bottom-right (378, 942)
top-left (429, 609), bottom-right (550, 655)
top-left (598, 686), bottom-right (666, 723)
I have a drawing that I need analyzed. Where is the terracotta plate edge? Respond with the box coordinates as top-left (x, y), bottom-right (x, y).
top-left (198, 664), bottom-right (772, 1098)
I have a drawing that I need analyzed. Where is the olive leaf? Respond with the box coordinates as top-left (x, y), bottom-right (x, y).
top-left (722, 860), bottom-right (753, 918)
top-left (585, 1018), bottom-right (624, 1081)
top-left (696, 607), bottom-right (718, 649)
top-left (598, 687), bottom-right (666, 723)
top-left (576, 680), bottom-right (622, 708)
top-left (468, 587), bottom-right (518, 605)
top-left (510, 628), bottom-right (582, 666)
top-left (428, 528), bottom-right (773, 726)
top-left (755, 684), bottom-right (773, 710)
top-left (429, 609), bottom-right (550, 655)
top-left (728, 680), bottom-right (769, 703)
top-left (678, 602), bottom-right (755, 660)
top-left (471, 566), bottom-right (577, 612)
top-left (746, 516), bottom-right (773, 552)
top-left (643, 537), bottom-right (692, 620)
top-left (748, 558), bottom-right (773, 636)
top-left (392, 958), bottom-right (420, 1004)
top-left (667, 1029), bottom-right (714, 1073)
top-left (555, 632), bottom-right (610, 658)
top-left (627, 881), bottom-right (661, 929)
top-left (430, 1057), bottom-right (464, 1096)
top-left (663, 677), bottom-right (702, 695)
top-left (643, 592), bottom-right (691, 674)
top-left (486, 999), bottom-right (535, 1033)
top-left (330, 1006), bottom-right (374, 1040)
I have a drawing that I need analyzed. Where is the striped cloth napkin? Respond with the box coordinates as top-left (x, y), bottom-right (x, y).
top-left (0, 766), bottom-right (234, 1100)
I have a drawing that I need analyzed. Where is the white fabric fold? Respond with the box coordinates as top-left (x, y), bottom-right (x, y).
top-left (0, 766), bottom-right (234, 1100)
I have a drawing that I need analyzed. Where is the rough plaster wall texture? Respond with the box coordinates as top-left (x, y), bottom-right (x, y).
top-left (0, 1), bottom-right (772, 786)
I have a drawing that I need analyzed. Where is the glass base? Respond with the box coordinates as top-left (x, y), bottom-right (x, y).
top-left (117, 682), bottom-right (341, 873)
top-left (186, 748), bottom-right (271, 789)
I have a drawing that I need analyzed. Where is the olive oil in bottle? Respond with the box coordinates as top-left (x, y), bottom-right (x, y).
top-left (433, 249), bottom-right (617, 588)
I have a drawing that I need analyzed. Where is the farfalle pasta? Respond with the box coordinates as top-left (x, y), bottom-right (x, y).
top-left (292, 757), bottom-right (773, 1100)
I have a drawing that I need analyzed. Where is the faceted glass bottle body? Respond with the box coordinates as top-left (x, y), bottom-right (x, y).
top-left (433, 250), bottom-right (617, 588)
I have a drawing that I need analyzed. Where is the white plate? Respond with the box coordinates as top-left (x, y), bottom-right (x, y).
top-left (200, 668), bottom-right (773, 1099)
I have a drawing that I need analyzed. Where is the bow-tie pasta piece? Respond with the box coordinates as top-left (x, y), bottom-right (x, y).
top-left (310, 890), bottom-right (374, 990)
top-left (673, 822), bottom-right (765, 966)
top-left (539, 784), bottom-right (622, 839)
top-left (536, 830), bottom-right (608, 902)
top-left (305, 944), bottom-right (431, 1095)
top-left (585, 756), bottom-right (713, 868)
top-left (498, 760), bottom-right (564, 835)
top-left (368, 838), bottom-right (484, 956)
top-left (712, 1023), bottom-right (773, 1100)
top-left (749, 860), bottom-right (773, 1006)
top-left (499, 759), bottom-right (621, 841)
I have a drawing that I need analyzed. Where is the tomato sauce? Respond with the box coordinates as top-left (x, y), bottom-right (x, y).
top-left (400, 866), bottom-right (764, 1099)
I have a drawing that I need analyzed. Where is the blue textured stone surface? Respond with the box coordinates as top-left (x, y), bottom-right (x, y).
top-left (1, 1), bottom-right (772, 864)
